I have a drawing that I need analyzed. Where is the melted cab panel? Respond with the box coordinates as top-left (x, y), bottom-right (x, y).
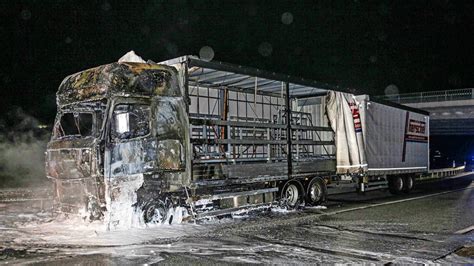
top-left (57, 62), bottom-right (181, 107)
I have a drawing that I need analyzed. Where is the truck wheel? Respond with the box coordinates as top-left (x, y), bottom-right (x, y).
top-left (403, 176), bottom-right (414, 193)
top-left (143, 200), bottom-right (168, 224)
top-left (388, 176), bottom-right (404, 195)
top-left (306, 177), bottom-right (327, 206)
top-left (280, 180), bottom-right (304, 209)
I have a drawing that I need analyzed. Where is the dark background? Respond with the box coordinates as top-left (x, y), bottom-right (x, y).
top-left (1, 0), bottom-right (473, 124)
top-left (0, 0), bottom-right (473, 186)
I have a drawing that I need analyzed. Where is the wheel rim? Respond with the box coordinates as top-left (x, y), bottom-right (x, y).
top-left (395, 177), bottom-right (404, 191)
top-left (285, 184), bottom-right (299, 207)
top-left (144, 205), bottom-right (156, 222)
top-left (309, 182), bottom-right (322, 203)
top-left (144, 203), bottom-right (166, 223)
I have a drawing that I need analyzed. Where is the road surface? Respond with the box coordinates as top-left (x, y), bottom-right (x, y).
top-left (1, 174), bottom-right (473, 264)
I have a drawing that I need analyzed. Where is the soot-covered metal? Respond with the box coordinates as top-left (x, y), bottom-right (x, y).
top-left (56, 62), bottom-right (181, 106)
top-left (46, 55), bottom-right (343, 228)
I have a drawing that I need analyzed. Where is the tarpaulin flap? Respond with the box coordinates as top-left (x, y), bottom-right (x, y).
top-left (118, 50), bottom-right (146, 63)
top-left (326, 91), bottom-right (367, 174)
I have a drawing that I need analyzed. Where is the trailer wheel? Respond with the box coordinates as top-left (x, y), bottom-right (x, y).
top-left (280, 180), bottom-right (304, 209)
top-left (306, 177), bottom-right (327, 206)
top-left (403, 176), bottom-right (414, 193)
top-left (388, 176), bottom-right (404, 195)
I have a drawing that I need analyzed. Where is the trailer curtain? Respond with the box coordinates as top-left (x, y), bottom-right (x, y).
top-left (326, 91), bottom-right (367, 174)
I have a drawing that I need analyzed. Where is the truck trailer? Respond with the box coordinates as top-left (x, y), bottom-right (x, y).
top-left (45, 54), bottom-right (458, 228)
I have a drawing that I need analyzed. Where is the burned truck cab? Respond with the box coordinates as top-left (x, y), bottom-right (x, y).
top-left (46, 62), bottom-right (191, 223)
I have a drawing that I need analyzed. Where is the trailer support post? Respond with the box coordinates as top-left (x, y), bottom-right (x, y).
top-left (285, 82), bottom-right (293, 176)
top-left (184, 58), bottom-right (190, 113)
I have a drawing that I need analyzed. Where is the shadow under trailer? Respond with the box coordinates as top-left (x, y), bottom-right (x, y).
top-left (45, 54), bottom-right (463, 228)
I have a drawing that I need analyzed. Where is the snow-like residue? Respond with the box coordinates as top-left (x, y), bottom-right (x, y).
top-left (270, 206), bottom-right (297, 213)
top-left (271, 205), bottom-right (327, 213)
top-left (14, 218), bottom-right (201, 246)
top-left (103, 173), bottom-right (191, 229)
top-left (105, 174), bottom-right (145, 230)
top-left (306, 205), bottom-right (328, 210)
top-left (231, 205), bottom-right (271, 219)
top-left (167, 206), bottom-right (190, 224)
top-left (12, 192), bottom-right (195, 247)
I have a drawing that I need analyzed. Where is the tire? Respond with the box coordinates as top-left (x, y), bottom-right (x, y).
top-left (142, 200), bottom-right (168, 224)
top-left (306, 177), bottom-right (327, 206)
top-left (388, 176), bottom-right (404, 195)
top-left (403, 176), bottom-right (414, 193)
top-left (280, 180), bottom-right (305, 209)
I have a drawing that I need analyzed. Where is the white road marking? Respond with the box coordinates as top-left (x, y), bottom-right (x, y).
top-left (321, 183), bottom-right (474, 217)
top-left (455, 225), bottom-right (474, 234)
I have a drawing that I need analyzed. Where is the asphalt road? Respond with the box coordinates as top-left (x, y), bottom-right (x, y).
top-left (1, 173), bottom-right (473, 264)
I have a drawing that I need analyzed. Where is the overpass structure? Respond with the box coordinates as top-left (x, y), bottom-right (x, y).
top-left (380, 88), bottom-right (474, 136)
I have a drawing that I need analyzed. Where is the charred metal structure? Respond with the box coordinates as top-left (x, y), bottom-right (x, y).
top-left (46, 55), bottom-right (443, 226)
top-left (45, 56), bottom-right (338, 224)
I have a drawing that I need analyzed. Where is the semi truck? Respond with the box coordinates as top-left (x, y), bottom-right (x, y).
top-left (45, 54), bottom-right (462, 228)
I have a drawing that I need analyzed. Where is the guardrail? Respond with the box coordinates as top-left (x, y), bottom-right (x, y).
top-left (380, 88), bottom-right (474, 104)
top-left (422, 165), bottom-right (466, 180)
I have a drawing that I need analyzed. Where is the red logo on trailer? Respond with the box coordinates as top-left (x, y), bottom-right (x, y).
top-left (402, 112), bottom-right (428, 162)
top-left (349, 102), bottom-right (362, 133)
top-left (406, 119), bottom-right (428, 142)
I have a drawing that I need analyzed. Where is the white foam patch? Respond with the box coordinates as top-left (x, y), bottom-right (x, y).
top-left (77, 172), bottom-right (190, 230)
top-left (270, 206), bottom-right (296, 213)
top-left (306, 205), bottom-right (328, 210)
top-left (14, 216), bottom-right (202, 246)
top-left (167, 206), bottom-right (190, 224)
top-left (231, 205), bottom-right (270, 219)
top-left (104, 174), bottom-right (145, 230)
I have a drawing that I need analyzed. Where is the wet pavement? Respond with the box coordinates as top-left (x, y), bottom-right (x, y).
top-left (1, 174), bottom-right (473, 264)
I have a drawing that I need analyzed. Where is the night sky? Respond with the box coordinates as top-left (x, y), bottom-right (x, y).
top-left (1, 0), bottom-right (473, 124)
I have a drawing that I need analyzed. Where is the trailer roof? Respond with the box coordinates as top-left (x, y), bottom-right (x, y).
top-left (160, 55), bottom-right (346, 98)
top-left (159, 56), bottom-right (429, 115)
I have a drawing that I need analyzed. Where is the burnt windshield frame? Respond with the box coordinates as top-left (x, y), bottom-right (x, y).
top-left (53, 100), bottom-right (107, 140)
top-left (55, 112), bottom-right (94, 139)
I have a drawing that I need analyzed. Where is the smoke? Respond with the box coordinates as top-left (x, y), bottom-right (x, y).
top-left (0, 107), bottom-right (50, 188)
